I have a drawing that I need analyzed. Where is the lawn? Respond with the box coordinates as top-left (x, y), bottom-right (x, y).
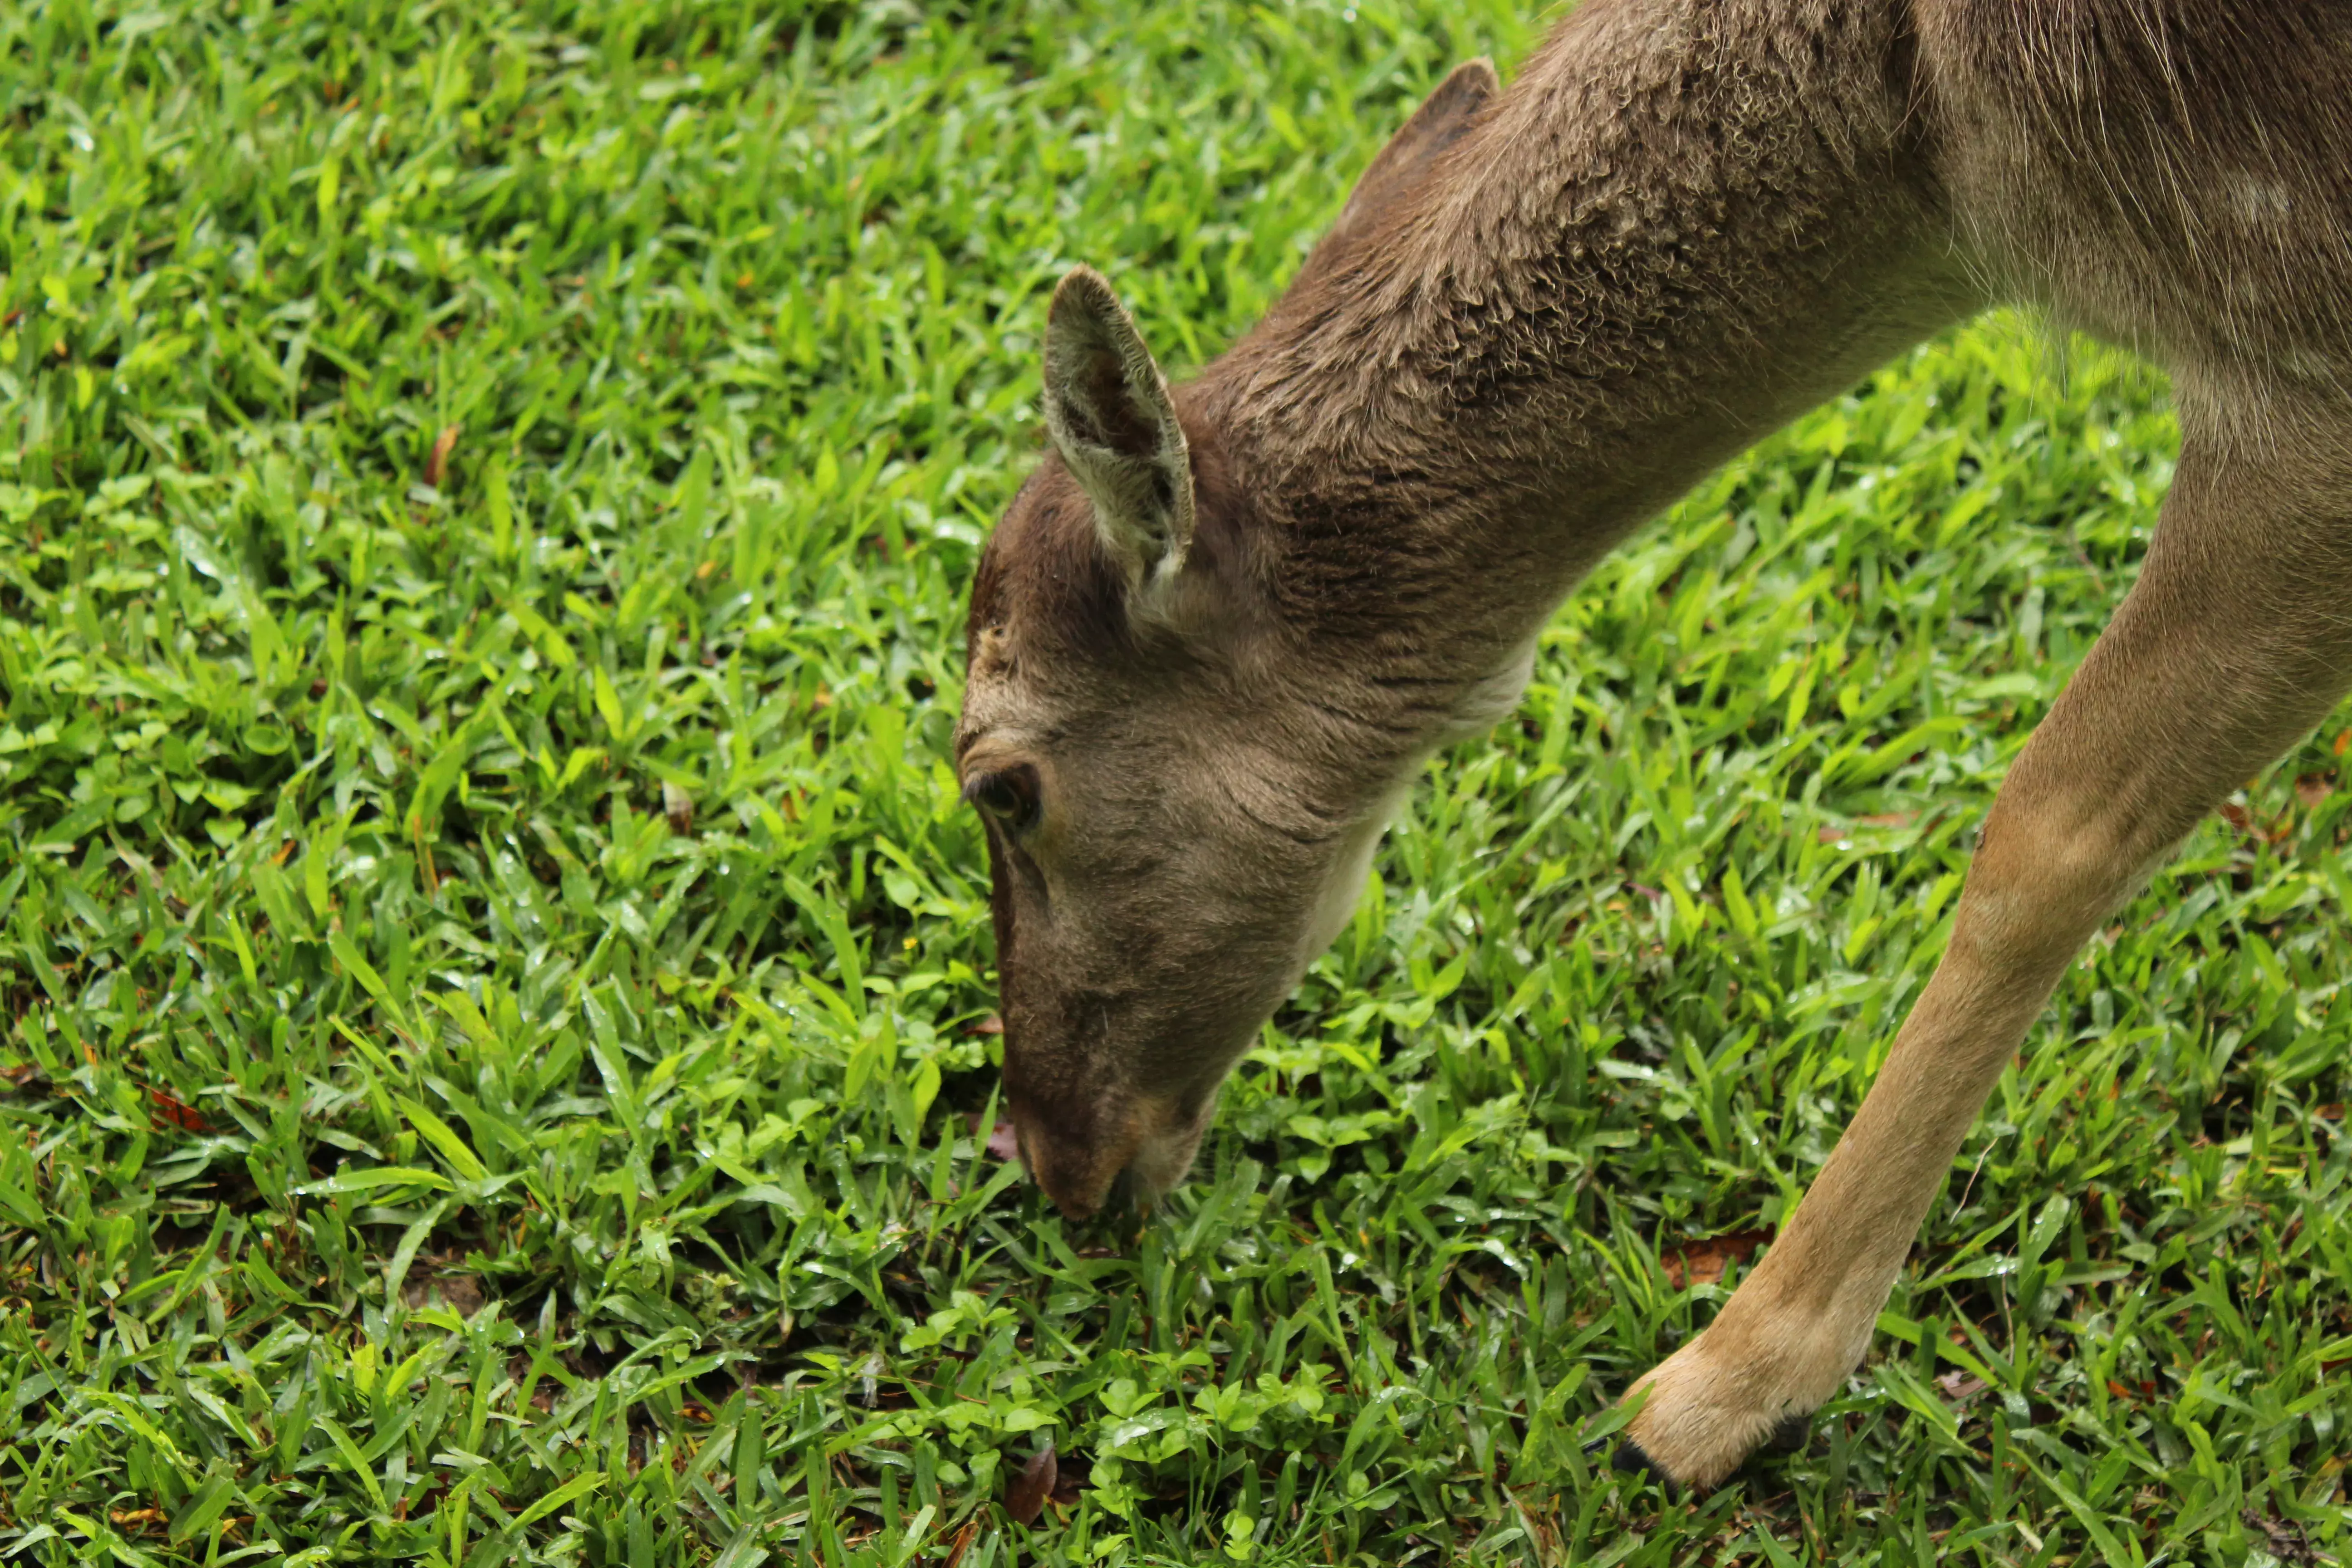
top-left (2, 0), bottom-right (2348, 1564)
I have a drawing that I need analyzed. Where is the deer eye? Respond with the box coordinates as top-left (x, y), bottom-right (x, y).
top-left (964, 766), bottom-right (1041, 833)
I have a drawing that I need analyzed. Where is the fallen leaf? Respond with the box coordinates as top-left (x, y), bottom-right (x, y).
top-left (968, 1013), bottom-right (1004, 1036)
top-left (2219, 801), bottom-right (2253, 833)
top-left (2296, 774), bottom-right (2332, 809)
top-left (940, 1519), bottom-right (981, 1568)
top-left (0, 1063), bottom-right (37, 1087)
top-left (1817, 812), bottom-right (1913, 844)
top-left (1661, 1228), bottom-right (1772, 1289)
top-left (109, 1509), bottom-right (164, 1527)
top-left (662, 781), bottom-right (694, 834)
top-left (1937, 1370), bottom-right (1989, 1403)
top-left (425, 423), bottom-right (461, 488)
top-left (1005, 1441), bottom-right (1056, 1525)
top-left (2242, 1508), bottom-right (2318, 1565)
top-left (147, 1087), bottom-right (209, 1134)
top-left (402, 1274), bottom-right (487, 1316)
top-left (963, 1111), bottom-right (1024, 1163)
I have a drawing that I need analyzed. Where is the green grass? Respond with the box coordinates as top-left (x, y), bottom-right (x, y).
top-left (2, 1), bottom-right (2348, 1563)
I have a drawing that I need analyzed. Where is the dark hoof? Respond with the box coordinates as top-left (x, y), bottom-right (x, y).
top-left (1581, 1415), bottom-right (1808, 1497)
top-left (1583, 1435), bottom-right (1683, 1499)
top-left (1764, 1411), bottom-right (1811, 1454)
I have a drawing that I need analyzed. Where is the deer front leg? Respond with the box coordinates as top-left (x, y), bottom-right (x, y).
top-left (1615, 408), bottom-right (2352, 1490)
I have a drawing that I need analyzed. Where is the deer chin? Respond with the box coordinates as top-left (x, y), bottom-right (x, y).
top-left (1126, 1090), bottom-right (1220, 1201)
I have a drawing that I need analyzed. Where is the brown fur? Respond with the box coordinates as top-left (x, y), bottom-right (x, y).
top-left (956, 0), bottom-right (2352, 1488)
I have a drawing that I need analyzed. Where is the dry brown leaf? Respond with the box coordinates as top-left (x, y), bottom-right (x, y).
top-left (1937, 1370), bottom-right (1989, 1403)
top-left (2242, 1509), bottom-right (2319, 1566)
top-left (402, 1274), bottom-right (488, 1316)
top-left (1005, 1441), bottom-right (1057, 1525)
top-left (2295, 774), bottom-right (2332, 809)
top-left (964, 1112), bottom-right (1024, 1163)
top-left (986, 1120), bottom-right (1021, 1162)
top-left (425, 423), bottom-right (460, 488)
top-left (1817, 812), bottom-right (1914, 844)
top-left (1661, 1228), bottom-right (1772, 1289)
top-left (147, 1087), bottom-right (209, 1134)
top-left (662, 781), bottom-right (694, 834)
top-left (968, 1013), bottom-right (1004, 1036)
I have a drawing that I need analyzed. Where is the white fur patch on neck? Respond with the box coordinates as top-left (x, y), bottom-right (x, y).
top-left (1440, 634), bottom-right (1538, 741)
top-left (1299, 779), bottom-right (1412, 964)
top-left (1295, 637), bottom-right (1540, 975)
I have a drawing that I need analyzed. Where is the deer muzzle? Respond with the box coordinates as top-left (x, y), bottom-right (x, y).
top-left (1008, 1085), bottom-right (1217, 1220)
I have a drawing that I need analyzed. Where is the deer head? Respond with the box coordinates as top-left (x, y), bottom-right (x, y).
top-left (956, 61), bottom-right (1505, 1217)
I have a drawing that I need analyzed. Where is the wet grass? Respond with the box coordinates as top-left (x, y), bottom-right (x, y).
top-left (1, 0), bottom-right (2347, 1563)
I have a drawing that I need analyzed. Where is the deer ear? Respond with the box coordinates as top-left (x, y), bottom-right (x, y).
top-left (1041, 267), bottom-right (1195, 591)
top-left (1294, 58), bottom-right (1497, 289)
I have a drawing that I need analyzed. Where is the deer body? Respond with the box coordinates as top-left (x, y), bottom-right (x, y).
top-left (956, 0), bottom-right (2352, 1489)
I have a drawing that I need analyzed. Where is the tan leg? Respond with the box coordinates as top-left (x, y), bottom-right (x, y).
top-left (1619, 395), bottom-right (2352, 1490)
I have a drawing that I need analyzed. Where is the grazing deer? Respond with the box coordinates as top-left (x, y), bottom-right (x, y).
top-left (954, 0), bottom-right (2352, 1490)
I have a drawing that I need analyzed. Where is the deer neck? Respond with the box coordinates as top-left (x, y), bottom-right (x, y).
top-left (1203, 0), bottom-right (1980, 747)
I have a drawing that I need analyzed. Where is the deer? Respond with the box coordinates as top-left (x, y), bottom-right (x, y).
top-left (952, 0), bottom-right (2352, 1491)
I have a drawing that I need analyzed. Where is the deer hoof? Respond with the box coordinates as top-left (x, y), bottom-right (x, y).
top-left (1608, 1333), bottom-right (1838, 1491)
top-left (1599, 1434), bottom-right (1683, 1498)
top-left (1591, 1411), bottom-right (1804, 1495)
